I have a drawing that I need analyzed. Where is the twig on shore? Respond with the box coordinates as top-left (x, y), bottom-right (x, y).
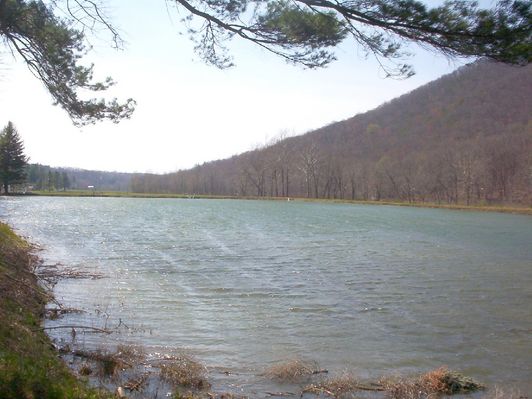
top-left (46, 307), bottom-right (85, 320)
top-left (37, 265), bottom-right (105, 280)
top-left (124, 374), bottom-right (147, 391)
top-left (37, 325), bottom-right (112, 334)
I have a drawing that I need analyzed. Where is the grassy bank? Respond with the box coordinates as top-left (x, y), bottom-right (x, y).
top-left (0, 222), bottom-right (111, 399)
top-left (28, 190), bottom-right (532, 215)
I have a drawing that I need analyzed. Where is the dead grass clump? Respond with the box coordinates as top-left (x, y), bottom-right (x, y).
top-left (303, 373), bottom-right (361, 398)
top-left (114, 344), bottom-right (145, 365)
top-left (99, 352), bottom-right (121, 377)
top-left (78, 362), bottom-right (93, 376)
top-left (418, 367), bottom-right (448, 393)
top-left (73, 345), bottom-right (145, 377)
top-left (382, 367), bottom-right (484, 399)
top-left (73, 349), bottom-right (120, 377)
top-left (159, 354), bottom-right (210, 390)
top-left (381, 377), bottom-right (428, 399)
top-left (123, 374), bottom-right (147, 392)
top-left (421, 367), bottom-right (484, 395)
top-left (265, 359), bottom-right (320, 383)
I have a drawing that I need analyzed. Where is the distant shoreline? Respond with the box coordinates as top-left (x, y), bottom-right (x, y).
top-left (16, 190), bottom-right (532, 216)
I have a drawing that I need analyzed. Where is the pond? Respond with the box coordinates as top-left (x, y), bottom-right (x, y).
top-left (2, 197), bottom-right (531, 396)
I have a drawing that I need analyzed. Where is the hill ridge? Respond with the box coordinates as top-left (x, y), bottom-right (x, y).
top-left (79, 61), bottom-right (532, 204)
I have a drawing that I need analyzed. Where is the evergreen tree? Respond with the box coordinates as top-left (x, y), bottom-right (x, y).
top-left (54, 171), bottom-right (61, 190)
top-left (0, 122), bottom-right (28, 194)
top-left (62, 172), bottom-right (70, 191)
top-left (0, 0), bottom-right (135, 126)
top-left (47, 171), bottom-right (54, 191)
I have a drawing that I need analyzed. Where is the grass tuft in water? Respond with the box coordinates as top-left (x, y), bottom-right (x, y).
top-left (159, 353), bottom-right (211, 389)
top-left (73, 344), bottom-right (145, 378)
top-left (303, 372), bottom-right (363, 397)
top-left (381, 367), bottom-right (484, 398)
top-left (265, 358), bottom-right (322, 383)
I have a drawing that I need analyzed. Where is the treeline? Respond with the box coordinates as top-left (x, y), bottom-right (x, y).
top-left (26, 164), bottom-right (133, 192)
top-left (130, 61), bottom-right (532, 205)
top-left (27, 165), bottom-right (71, 191)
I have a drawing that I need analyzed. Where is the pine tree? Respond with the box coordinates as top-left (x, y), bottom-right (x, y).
top-left (0, 122), bottom-right (28, 194)
top-left (62, 172), bottom-right (70, 191)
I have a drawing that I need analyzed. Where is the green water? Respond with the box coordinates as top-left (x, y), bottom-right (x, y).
top-left (2, 196), bottom-right (531, 394)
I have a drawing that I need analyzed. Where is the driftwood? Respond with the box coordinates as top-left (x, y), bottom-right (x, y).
top-left (37, 264), bottom-right (104, 280)
top-left (37, 325), bottom-right (111, 334)
top-left (301, 382), bottom-right (385, 398)
top-left (124, 374), bottom-right (147, 391)
top-left (46, 307), bottom-right (85, 319)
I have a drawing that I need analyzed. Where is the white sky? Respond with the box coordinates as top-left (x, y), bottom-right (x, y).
top-left (0, 0), bottom-right (479, 173)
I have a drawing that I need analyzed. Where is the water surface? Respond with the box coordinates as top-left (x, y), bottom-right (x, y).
top-left (1, 197), bottom-right (531, 394)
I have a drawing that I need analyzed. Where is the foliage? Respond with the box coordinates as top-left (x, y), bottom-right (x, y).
top-left (0, 0), bottom-right (530, 121)
top-left (171, 0), bottom-right (531, 75)
top-left (0, 121), bottom-right (28, 194)
top-left (0, 0), bottom-right (135, 126)
top-left (26, 163), bottom-right (132, 191)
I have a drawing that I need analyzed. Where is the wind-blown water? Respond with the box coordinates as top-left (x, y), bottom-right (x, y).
top-left (1, 197), bottom-right (531, 394)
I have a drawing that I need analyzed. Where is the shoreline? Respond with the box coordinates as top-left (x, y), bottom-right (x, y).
top-left (0, 221), bottom-right (112, 399)
top-left (16, 190), bottom-right (532, 216)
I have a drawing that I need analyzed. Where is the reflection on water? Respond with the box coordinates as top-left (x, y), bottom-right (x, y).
top-left (1, 197), bottom-right (531, 394)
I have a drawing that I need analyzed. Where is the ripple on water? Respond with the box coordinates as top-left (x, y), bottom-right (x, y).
top-left (2, 197), bottom-right (532, 394)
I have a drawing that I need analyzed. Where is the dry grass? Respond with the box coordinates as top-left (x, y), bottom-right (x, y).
top-left (303, 373), bottom-right (363, 398)
top-left (159, 353), bottom-right (210, 389)
top-left (265, 359), bottom-right (321, 383)
top-left (78, 363), bottom-right (93, 376)
top-left (381, 367), bottom-right (484, 399)
top-left (114, 344), bottom-right (145, 365)
top-left (73, 344), bottom-right (145, 377)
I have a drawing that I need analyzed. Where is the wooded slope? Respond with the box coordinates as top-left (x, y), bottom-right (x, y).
top-left (132, 61), bottom-right (531, 205)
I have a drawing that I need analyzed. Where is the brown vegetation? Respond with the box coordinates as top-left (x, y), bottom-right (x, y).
top-left (159, 353), bottom-right (211, 389)
top-left (265, 359), bottom-right (323, 382)
top-left (381, 367), bottom-right (484, 399)
top-left (303, 373), bottom-right (367, 398)
top-left (130, 61), bottom-right (532, 207)
top-left (299, 367), bottom-right (485, 398)
top-left (72, 344), bottom-right (145, 377)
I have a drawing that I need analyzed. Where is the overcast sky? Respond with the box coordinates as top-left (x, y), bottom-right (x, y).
top-left (0, 0), bottom-right (482, 174)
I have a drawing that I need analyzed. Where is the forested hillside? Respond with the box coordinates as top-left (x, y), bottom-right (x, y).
top-left (136, 60), bottom-right (531, 205)
top-left (26, 164), bottom-right (133, 192)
